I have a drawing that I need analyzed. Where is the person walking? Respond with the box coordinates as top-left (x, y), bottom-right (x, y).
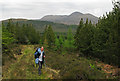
top-left (34, 46), bottom-right (45, 75)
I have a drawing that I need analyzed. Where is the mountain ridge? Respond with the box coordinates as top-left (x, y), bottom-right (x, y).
top-left (40, 12), bottom-right (99, 25)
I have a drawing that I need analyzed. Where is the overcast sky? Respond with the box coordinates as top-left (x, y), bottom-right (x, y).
top-left (0, 0), bottom-right (116, 21)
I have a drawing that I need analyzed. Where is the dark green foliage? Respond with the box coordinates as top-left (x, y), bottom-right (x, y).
top-left (54, 28), bottom-right (75, 54)
top-left (2, 21), bottom-right (15, 53)
top-left (25, 24), bottom-right (40, 44)
top-left (74, 18), bottom-right (95, 55)
top-left (74, 18), bottom-right (84, 50)
top-left (47, 25), bottom-right (56, 47)
top-left (58, 35), bottom-right (64, 48)
top-left (74, 2), bottom-right (120, 66)
top-left (43, 26), bottom-right (48, 43)
top-left (2, 21), bottom-right (17, 65)
top-left (63, 28), bottom-right (75, 50)
top-left (54, 34), bottom-right (60, 50)
top-left (45, 50), bottom-right (107, 79)
top-left (2, 20), bottom-right (41, 65)
top-left (43, 25), bottom-right (55, 48)
top-left (54, 34), bottom-right (65, 52)
top-left (2, 20), bottom-right (41, 45)
top-left (91, 2), bottom-right (120, 65)
top-left (3, 20), bottom-right (78, 34)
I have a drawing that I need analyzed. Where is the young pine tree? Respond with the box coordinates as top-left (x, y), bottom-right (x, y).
top-left (2, 22), bottom-right (15, 53)
top-left (64, 28), bottom-right (74, 49)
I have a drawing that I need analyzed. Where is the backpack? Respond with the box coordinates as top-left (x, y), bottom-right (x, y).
top-left (35, 58), bottom-right (39, 64)
top-left (34, 48), bottom-right (40, 59)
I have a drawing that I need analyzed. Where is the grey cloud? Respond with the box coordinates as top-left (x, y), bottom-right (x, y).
top-left (0, 1), bottom-right (113, 21)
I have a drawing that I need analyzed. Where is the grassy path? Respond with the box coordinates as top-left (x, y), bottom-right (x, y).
top-left (2, 45), bottom-right (59, 79)
top-left (2, 45), bottom-right (119, 79)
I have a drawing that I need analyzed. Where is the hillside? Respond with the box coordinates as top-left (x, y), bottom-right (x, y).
top-left (2, 45), bottom-right (119, 79)
top-left (40, 12), bottom-right (99, 25)
top-left (2, 19), bottom-right (78, 34)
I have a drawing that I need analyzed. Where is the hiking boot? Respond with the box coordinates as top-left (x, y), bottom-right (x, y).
top-left (38, 67), bottom-right (41, 76)
top-left (38, 70), bottom-right (41, 76)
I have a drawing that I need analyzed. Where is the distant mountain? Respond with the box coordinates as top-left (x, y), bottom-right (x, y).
top-left (40, 12), bottom-right (99, 25)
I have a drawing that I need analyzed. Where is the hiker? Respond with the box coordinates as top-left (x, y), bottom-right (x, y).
top-left (34, 46), bottom-right (45, 75)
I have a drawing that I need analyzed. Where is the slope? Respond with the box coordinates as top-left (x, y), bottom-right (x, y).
top-left (2, 45), bottom-right (60, 79)
top-left (2, 45), bottom-right (119, 79)
top-left (2, 19), bottom-right (78, 34)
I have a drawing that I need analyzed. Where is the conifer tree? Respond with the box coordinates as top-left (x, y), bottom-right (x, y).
top-left (55, 34), bottom-right (60, 50)
top-left (74, 18), bottom-right (84, 50)
top-left (64, 28), bottom-right (74, 49)
top-left (2, 22), bottom-right (15, 53)
top-left (46, 25), bottom-right (55, 47)
top-left (59, 35), bottom-right (64, 48)
top-left (43, 25), bottom-right (55, 48)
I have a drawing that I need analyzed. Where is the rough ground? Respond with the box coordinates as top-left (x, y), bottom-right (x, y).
top-left (2, 45), bottom-right (60, 79)
top-left (2, 45), bottom-right (120, 79)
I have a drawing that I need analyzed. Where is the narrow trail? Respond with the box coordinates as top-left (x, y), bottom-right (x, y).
top-left (2, 45), bottom-right (60, 79)
top-left (46, 67), bottom-right (60, 75)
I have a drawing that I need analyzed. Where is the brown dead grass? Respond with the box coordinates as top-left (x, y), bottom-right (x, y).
top-left (96, 61), bottom-right (120, 78)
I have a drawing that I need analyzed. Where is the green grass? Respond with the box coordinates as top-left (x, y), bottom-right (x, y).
top-left (2, 45), bottom-right (58, 79)
top-left (2, 45), bottom-right (118, 79)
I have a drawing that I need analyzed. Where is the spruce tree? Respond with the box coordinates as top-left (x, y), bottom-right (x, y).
top-left (43, 25), bottom-right (55, 48)
top-left (64, 28), bottom-right (74, 49)
top-left (46, 25), bottom-right (55, 47)
top-left (74, 18), bottom-right (84, 50)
